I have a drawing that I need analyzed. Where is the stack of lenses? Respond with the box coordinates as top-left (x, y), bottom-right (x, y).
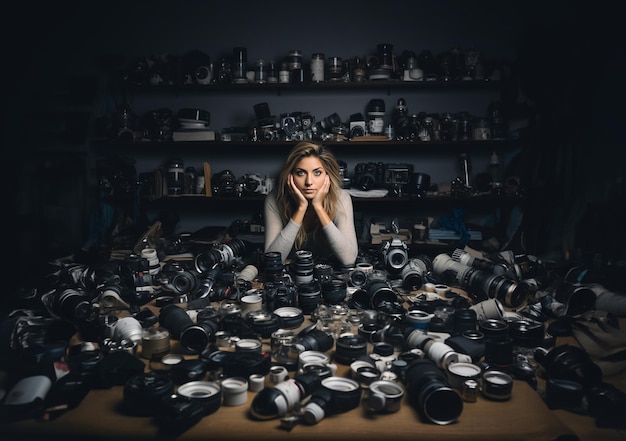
top-left (264, 251), bottom-right (284, 281)
top-left (291, 250), bottom-right (315, 285)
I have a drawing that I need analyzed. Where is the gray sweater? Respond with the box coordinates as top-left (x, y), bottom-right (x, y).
top-left (264, 189), bottom-right (359, 267)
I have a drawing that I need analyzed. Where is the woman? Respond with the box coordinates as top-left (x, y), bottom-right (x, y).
top-left (264, 141), bottom-right (358, 267)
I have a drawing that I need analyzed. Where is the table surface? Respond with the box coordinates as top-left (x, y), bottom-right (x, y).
top-left (1, 298), bottom-right (626, 441)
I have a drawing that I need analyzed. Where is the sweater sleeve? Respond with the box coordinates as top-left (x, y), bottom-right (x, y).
top-left (264, 192), bottom-right (300, 263)
top-left (321, 190), bottom-right (359, 267)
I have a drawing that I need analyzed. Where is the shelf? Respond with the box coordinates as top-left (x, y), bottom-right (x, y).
top-left (129, 79), bottom-right (504, 96)
top-left (94, 139), bottom-right (518, 154)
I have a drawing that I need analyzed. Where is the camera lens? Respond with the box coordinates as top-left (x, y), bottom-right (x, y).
top-left (321, 278), bottom-right (347, 305)
top-left (180, 320), bottom-right (217, 354)
top-left (298, 327), bottom-right (335, 353)
top-left (334, 335), bottom-right (368, 365)
top-left (123, 372), bottom-right (175, 416)
top-left (159, 304), bottom-right (194, 340)
top-left (264, 251), bottom-right (284, 280)
top-left (404, 359), bottom-right (463, 425)
top-left (177, 381), bottom-right (222, 416)
top-left (297, 281), bottom-right (322, 314)
top-left (292, 250), bottom-right (315, 285)
top-left (366, 280), bottom-right (398, 310)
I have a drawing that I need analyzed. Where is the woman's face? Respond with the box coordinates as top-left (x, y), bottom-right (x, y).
top-left (291, 156), bottom-right (326, 199)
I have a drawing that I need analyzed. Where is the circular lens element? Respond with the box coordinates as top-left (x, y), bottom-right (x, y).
top-left (481, 370), bottom-right (513, 401)
top-left (177, 381), bottom-right (222, 415)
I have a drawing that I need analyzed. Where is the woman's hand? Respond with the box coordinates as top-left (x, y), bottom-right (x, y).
top-left (289, 174), bottom-right (308, 209)
top-left (311, 174), bottom-right (330, 208)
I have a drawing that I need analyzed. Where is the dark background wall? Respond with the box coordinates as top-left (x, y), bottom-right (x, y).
top-left (4, 1), bottom-right (624, 287)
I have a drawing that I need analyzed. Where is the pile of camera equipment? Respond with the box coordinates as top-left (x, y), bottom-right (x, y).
top-left (1, 236), bottom-right (625, 433)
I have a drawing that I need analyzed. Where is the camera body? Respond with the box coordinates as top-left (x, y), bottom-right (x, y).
top-left (379, 237), bottom-right (409, 274)
top-left (265, 278), bottom-right (298, 312)
top-left (384, 162), bottom-right (414, 197)
top-left (384, 163), bottom-right (413, 185)
top-left (239, 174), bottom-right (274, 195)
top-left (258, 122), bottom-right (280, 142)
top-left (349, 113), bottom-right (367, 139)
top-left (280, 112), bottom-right (304, 141)
top-left (212, 170), bottom-right (238, 196)
top-left (354, 162), bottom-right (385, 190)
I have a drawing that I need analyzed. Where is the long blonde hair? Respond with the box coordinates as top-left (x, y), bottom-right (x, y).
top-left (275, 141), bottom-right (343, 249)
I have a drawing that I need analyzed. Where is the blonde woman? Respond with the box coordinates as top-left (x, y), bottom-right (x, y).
top-left (264, 141), bottom-right (358, 267)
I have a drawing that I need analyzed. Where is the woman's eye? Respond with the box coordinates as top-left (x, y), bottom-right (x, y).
top-left (314, 170), bottom-right (323, 176)
top-left (295, 170), bottom-right (304, 176)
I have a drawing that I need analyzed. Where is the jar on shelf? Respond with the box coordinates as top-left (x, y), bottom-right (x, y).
top-left (167, 158), bottom-right (184, 195)
top-left (327, 56), bottom-right (343, 81)
top-left (255, 59), bottom-right (267, 84)
top-left (311, 53), bottom-right (325, 82)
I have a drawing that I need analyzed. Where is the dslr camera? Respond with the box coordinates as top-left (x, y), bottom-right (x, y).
top-left (379, 237), bottom-right (409, 274)
top-left (354, 162), bottom-right (385, 191)
top-left (212, 170), bottom-right (238, 196)
top-left (265, 278), bottom-right (298, 312)
top-left (239, 173), bottom-right (274, 195)
top-left (280, 112), bottom-right (304, 141)
top-left (383, 163), bottom-right (414, 197)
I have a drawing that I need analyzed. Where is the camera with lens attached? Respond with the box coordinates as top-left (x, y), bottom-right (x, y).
top-left (379, 237), bottom-right (409, 274)
top-left (349, 113), bottom-right (367, 139)
top-left (258, 123), bottom-right (280, 141)
top-left (212, 170), bottom-right (238, 196)
top-left (157, 261), bottom-right (199, 299)
top-left (354, 162), bottom-right (384, 191)
top-left (384, 163), bottom-right (414, 197)
top-left (239, 173), bottom-right (274, 196)
top-left (311, 112), bottom-right (342, 140)
top-left (280, 112), bottom-right (304, 141)
top-left (265, 278), bottom-right (298, 312)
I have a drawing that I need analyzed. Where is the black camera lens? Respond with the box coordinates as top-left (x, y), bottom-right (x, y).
top-left (350, 288), bottom-right (370, 309)
top-left (534, 344), bottom-right (604, 389)
top-left (554, 281), bottom-right (596, 316)
top-left (321, 278), bottom-right (347, 305)
top-left (484, 337), bottom-right (514, 369)
top-left (478, 319), bottom-right (509, 341)
top-left (334, 335), bottom-right (368, 365)
top-left (297, 281), bottom-right (322, 314)
top-left (404, 359), bottom-right (463, 425)
top-left (123, 372), bottom-right (175, 416)
top-left (366, 280), bottom-right (398, 310)
top-left (264, 251), bottom-right (284, 280)
top-left (453, 308), bottom-right (478, 334)
top-left (159, 304), bottom-right (194, 340)
top-left (180, 320), bottom-right (217, 354)
top-left (298, 327), bottom-right (335, 353)
top-left (508, 319), bottom-right (544, 348)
